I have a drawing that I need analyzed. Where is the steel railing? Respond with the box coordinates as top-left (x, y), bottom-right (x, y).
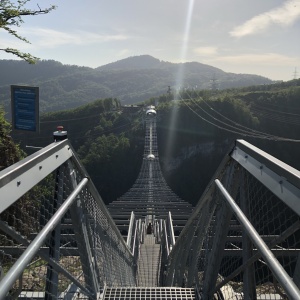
top-left (2, 136), bottom-right (300, 299)
top-left (159, 212), bottom-right (176, 286)
top-left (127, 212), bottom-right (142, 265)
top-left (164, 139), bottom-right (300, 299)
top-left (0, 140), bottom-right (136, 299)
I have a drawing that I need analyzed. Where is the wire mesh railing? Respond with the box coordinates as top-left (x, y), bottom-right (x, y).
top-left (0, 139), bottom-right (136, 299)
top-left (1, 133), bottom-right (300, 299)
top-left (159, 212), bottom-right (176, 286)
top-left (165, 139), bottom-right (300, 299)
top-left (127, 212), bottom-right (143, 263)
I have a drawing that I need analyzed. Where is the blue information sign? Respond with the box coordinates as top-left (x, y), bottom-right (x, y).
top-left (11, 85), bottom-right (39, 132)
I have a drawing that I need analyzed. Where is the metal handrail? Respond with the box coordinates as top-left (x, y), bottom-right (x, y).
top-left (132, 222), bottom-right (140, 261)
top-left (0, 140), bottom-right (72, 214)
top-left (159, 213), bottom-right (176, 259)
top-left (215, 179), bottom-right (300, 300)
top-left (167, 212), bottom-right (175, 250)
top-left (127, 211), bottom-right (135, 249)
top-left (132, 226), bottom-right (137, 256)
top-left (0, 139), bottom-right (69, 189)
top-left (232, 140), bottom-right (300, 216)
top-left (235, 139), bottom-right (300, 190)
top-left (0, 178), bottom-right (90, 299)
top-left (140, 221), bottom-right (145, 244)
top-left (0, 139), bottom-right (136, 297)
top-left (163, 221), bottom-right (170, 256)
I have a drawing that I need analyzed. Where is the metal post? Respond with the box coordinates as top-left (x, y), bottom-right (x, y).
top-left (45, 165), bottom-right (64, 300)
top-left (53, 126), bottom-right (68, 142)
top-left (240, 170), bottom-right (256, 299)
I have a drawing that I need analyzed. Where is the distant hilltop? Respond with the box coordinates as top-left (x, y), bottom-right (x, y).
top-left (98, 55), bottom-right (162, 70)
top-left (0, 55), bottom-right (273, 113)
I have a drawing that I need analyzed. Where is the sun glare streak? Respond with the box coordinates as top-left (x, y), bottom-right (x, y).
top-left (175, 0), bottom-right (195, 90)
top-left (165, 0), bottom-right (195, 161)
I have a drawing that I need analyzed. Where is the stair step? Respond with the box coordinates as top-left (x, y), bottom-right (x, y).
top-left (103, 287), bottom-right (196, 300)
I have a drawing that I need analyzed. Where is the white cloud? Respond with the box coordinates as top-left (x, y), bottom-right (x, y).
top-left (193, 46), bottom-right (218, 56)
top-left (230, 0), bottom-right (300, 37)
top-left (17, 28), bottom-right (129, 48)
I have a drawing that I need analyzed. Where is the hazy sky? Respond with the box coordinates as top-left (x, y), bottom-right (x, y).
top-left (1, 0), bottom-right (300, 81)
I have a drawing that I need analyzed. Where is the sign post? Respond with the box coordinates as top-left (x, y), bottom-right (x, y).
top-left (11, 85), bottom-right (39, 133)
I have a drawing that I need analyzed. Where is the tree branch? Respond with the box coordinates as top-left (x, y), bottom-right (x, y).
top-left (1, 47), bottom-right (39, 64)
top-left (0, 1), bottom-right (56, 63)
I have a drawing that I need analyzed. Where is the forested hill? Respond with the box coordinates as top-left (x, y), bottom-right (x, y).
top-left (0, 55), bottom-right (272, 114)
top-left (10, 80), bottom-right (300, 205)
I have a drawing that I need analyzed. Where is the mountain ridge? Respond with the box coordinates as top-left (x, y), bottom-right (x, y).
top-left (0, 55), bottom-right (273, 114)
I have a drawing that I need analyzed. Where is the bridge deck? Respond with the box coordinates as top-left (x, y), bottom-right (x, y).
top-left (137, 234), bottom-right (160, 287)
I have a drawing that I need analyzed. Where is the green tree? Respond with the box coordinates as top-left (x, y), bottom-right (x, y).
top-left (0, 106), bottom-right (23, 169)
top-left (0, 0), bottom-right (55, 63)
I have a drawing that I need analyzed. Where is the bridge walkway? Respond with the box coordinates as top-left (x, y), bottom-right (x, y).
top-left (101, 232), bottom-right (197, 300)
top-left (137, 234), bottom-right (160, 287)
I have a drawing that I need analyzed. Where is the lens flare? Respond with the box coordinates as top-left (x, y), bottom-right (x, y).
top-left (165, 0), bottom-right (195, 160)
top-left (175, 0), bottom-right (195, 90)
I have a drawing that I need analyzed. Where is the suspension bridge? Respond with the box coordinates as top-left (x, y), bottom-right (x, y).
top-left (0, 106), bottom-right (300, 299)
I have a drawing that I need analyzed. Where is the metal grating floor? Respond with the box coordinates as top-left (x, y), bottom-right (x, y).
top-left (137, 235), bottom-right (160, 287)
top-left (102, 287), bottom-right (196, 300)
